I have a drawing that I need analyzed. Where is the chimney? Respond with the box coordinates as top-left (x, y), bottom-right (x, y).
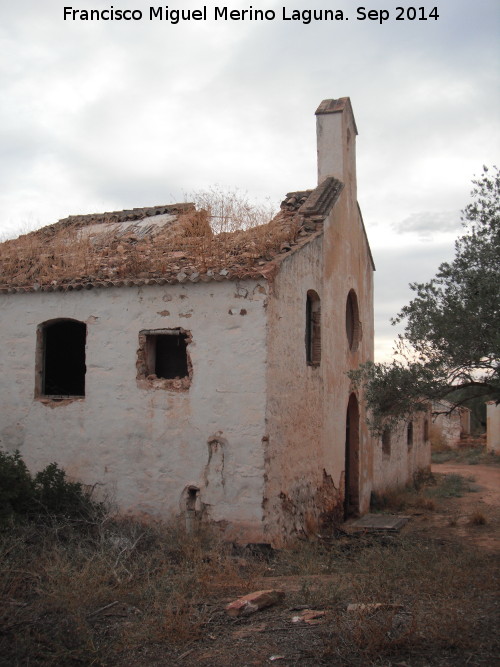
top-left (315, 97), bottom-right (357, 201)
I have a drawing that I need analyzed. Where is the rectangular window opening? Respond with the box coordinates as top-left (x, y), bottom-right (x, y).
top-left (306, 291), bottom-right (321, 366)
top-left (153, 332), bottom-right (188, 379)
top-left (138, 328), bottom-right (192, 390)
top-left (37, 319), bottom-right (87, 399)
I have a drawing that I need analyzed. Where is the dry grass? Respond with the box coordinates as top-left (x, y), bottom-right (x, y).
top-left (0, 191), bottom-right (303, 290)
top-left (469, 511), bottom-right (487, 525)
top-left (0, 517), bottom-right (262, 665)
top-left (431, 443), bottom-right (500, 466)
top-left (258, 534), bottom-right (498, 666)
top-left (1, 516), bottom-right (498, 665)
top-left (370, 471), bottom-right (478, 513)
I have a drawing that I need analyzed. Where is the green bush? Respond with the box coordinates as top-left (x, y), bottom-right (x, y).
top-left (0, 450), bottom-right (35, 520)
top-left (0, 450), bottom-right (105, 526)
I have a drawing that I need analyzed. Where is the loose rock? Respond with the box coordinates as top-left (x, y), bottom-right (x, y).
top-left (226, 589), bottom-right (285, 617)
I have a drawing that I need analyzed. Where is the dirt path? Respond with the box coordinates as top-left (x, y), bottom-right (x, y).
top-left (409, 461), bottom-right (500, 553)
top-left (432, 462), bottom-right (500, 506)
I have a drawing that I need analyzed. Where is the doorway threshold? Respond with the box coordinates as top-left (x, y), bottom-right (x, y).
top-left (347, 513), bottom-right (411, 533)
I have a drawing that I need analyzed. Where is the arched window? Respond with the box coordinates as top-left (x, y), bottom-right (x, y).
top-left (407, 421), bottom-right (414, 447)
top-left (36, 319), bottom-right (87, 397)
top-left (306, 290), bottom-right (321, 366)
top-left (345, 289), bottom-right (361, 351)
top-left (382, 427), bottom-right (391, 456)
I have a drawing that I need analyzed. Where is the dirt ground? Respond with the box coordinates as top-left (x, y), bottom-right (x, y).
top-left (418, 462), bottom-right (500, 552)
top-left (159, 461), bottom-right (500, 667)
top-left (3, 460), bottom-right (498, 666)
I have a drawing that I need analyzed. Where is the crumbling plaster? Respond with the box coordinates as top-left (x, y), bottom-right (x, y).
top-left (431, 403), bottom-right (470, 448)
top-left (265, 235), bottom-right (327, 543)
top-left (372, 413), bottom-right (431, 493)
top-left (0, 97), bottom-right (433, 545)
top-left (264, 181), bottom-right (375, 544)
top-left (0, 280), bottom-right (269, 541)
top-left (321, 186), bottom-right (375, 518)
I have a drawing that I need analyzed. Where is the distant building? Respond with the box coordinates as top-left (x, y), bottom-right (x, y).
top-left (486, 402), bottom-right (500, 453)
top-left (430, 400), bottom-right (471, 448)
top-left (0, 98), bottom-right (430, 545)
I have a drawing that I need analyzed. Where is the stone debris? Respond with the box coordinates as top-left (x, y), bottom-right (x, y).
top-left (291, 608), bottom-right (326, 624)
top-left (226, 589), bottom-right (285, 617)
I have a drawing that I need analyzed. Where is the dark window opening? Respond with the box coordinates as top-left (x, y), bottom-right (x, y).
top-left (40, 320), bottom-right (86, 397)
top-left (154, 333), bottom-right (188, 379)
top-left (306, 290), bottom-right (321, 366)
top-left (184, 485), bottom-right (201, 533)
top-left (407, 421), bottom-right (414, 447)
top-left (186, 486), bottom-right (199, 512)
top-left (382, 427), bottom-right (391, 456)
top-left (137, 328), bottom-right (192, 390)
top-left (143, 330), bottom-right (189, 380)
top-left (346, 289), bottom-right (361, 351)
top-left (424, 419), bottom-right (429, 441)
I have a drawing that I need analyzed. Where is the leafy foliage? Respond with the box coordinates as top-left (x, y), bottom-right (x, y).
top-left (0, 451), bottom-right (35, 520)
top-left (351, 167), bottom-right (500, 432)
top-left (0, 450), bottom-right (105, 526)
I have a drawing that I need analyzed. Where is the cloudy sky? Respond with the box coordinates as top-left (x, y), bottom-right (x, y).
top-left (1, 0), bottom-right (499, 359)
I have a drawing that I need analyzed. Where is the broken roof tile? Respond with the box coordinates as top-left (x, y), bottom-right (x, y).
top-left (0, 180), bottom-right (344, 293)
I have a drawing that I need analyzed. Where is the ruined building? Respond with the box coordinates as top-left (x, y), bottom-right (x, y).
top-left (0, 98), bottom-right (430, 544)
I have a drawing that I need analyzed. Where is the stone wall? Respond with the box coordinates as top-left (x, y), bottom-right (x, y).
top-left (372, 411), bottom-right (431, 493)
top-left (0, 280), bottom-right (269, 542)
top-left (431, 402), bottom-right (471, 448)
top-left (264, 187), bottom-right (376, 543)
top-left (264, 235), bottom-right (329, 544)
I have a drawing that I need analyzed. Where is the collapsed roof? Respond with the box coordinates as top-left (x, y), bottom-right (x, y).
top-left (0, 178), bottom-right (343, 294)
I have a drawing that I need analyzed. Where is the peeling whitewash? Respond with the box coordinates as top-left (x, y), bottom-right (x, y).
top-left (372, 414), bottom-right (431, 493)
top-left (0, 280), bottom-right (269, 542)
top-left (0, 97), bottom-right (431, 545)
top-left (430, 400), bottom-right (471, 448)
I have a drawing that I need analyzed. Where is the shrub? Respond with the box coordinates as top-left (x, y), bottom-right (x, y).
top-left (0, 450), bottom-right (105, 526)
top-left (0, 450), bottom-right (34, 520)
top-left (469, 511), bottom-right (487, 525)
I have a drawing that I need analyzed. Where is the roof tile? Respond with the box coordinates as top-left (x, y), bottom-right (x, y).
top-left (0, 179), bottom-right (343, 293)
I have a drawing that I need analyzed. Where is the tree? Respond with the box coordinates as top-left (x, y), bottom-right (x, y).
top-left (350, 166), bottom-right (500, 432)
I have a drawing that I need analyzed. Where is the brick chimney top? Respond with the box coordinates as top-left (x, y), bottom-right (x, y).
top-left (315, 98), bottom-right (358, 135)
top-left (315, 96), bottom-right (357, 195)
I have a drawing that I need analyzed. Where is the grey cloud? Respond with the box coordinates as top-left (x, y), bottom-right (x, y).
top-left (373, 240), bottom-right (457, 352)
top-left (1, 0), bottom-right (499, 355)
top-left (392, 210), bottom-right (462, 238)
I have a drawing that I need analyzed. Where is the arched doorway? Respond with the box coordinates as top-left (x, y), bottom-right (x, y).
top-left (344, 393), bottom-right (360, 519)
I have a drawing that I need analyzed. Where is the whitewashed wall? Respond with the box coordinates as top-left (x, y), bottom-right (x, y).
top-left (430, 404), bottom-right (470, 449)
top-left (0, 280), bottom-right (268, 541)
top-left (486, 402), bottom-right (500, 453)
top-left (372, 412), bottom-right (431, 493)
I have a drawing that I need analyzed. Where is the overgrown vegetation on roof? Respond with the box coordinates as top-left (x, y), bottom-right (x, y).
top-left (0, 189), bottom-right (323, 291)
